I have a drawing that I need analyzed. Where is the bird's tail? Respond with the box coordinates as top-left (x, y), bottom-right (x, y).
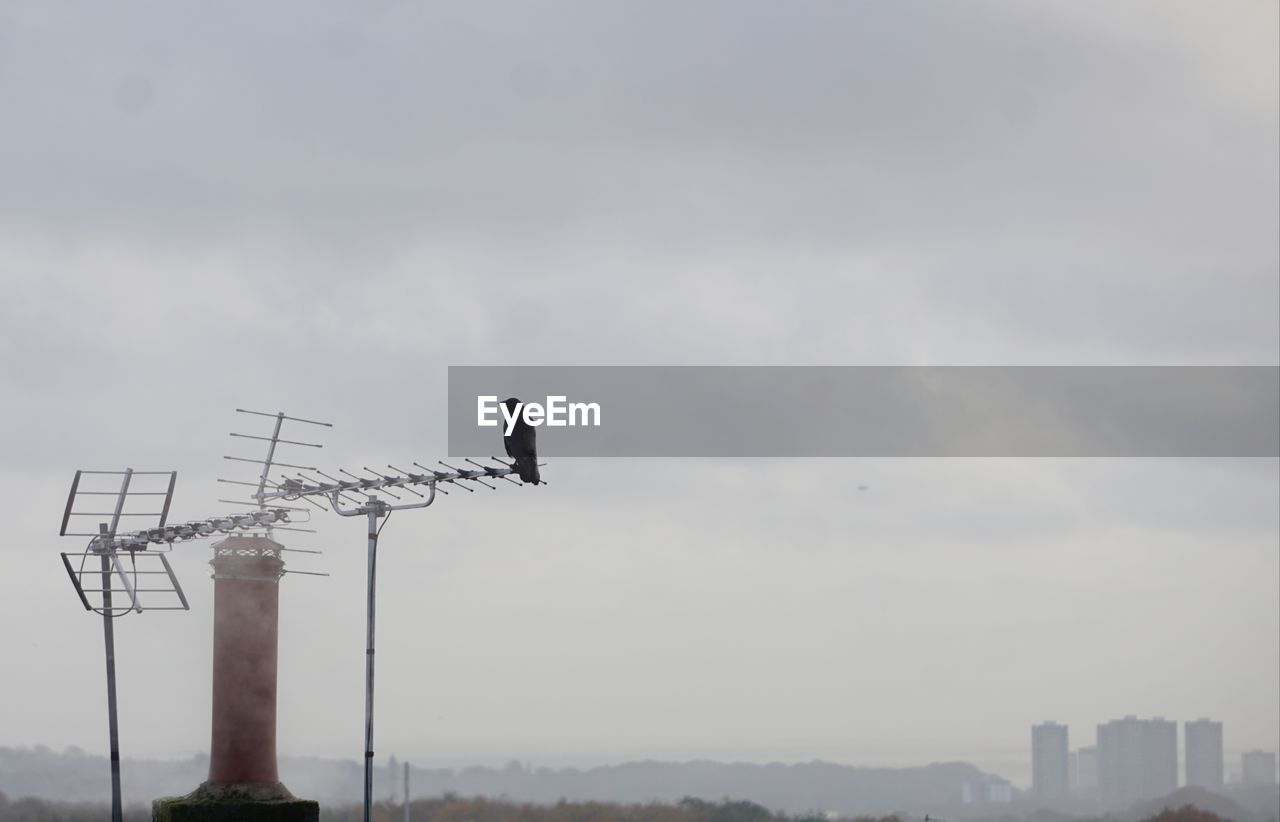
top-left (514, 456), bottom-right (540, 485)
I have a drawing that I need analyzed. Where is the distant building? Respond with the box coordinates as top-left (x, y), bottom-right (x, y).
top-left (1075, 746), bottom-right (1098, 794)
top-left (962, 776), bottom-right (1014, 804)
top-left (1144, 719), bottom-right (1178, 797)
top-left (1096, 715), bottom-right (1177, 802)
top-left (1032, 721), bottom-right (1070, 800)
top-left (1184, 719), bottom-right (1223, 789)
top-left (1242, 750), bottom-right (1277, 786)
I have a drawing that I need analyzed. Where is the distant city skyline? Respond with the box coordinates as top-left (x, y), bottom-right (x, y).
top-left (1032, 715), bottom-right (1279, 799)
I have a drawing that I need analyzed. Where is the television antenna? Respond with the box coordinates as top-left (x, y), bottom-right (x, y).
top-left (58, 466), bottom-right (304, 821)
top-left (59, 468), bottom-right (182, 822)
top-left (215, 407), bottom-right (336, 575)
top-left (255, 424), bottom-right (540, 822)
top-left (57, 408), bottom-right (538, 822)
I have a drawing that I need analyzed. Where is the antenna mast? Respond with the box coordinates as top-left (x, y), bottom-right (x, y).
top-left (59, 468), bottom-right (182, 822)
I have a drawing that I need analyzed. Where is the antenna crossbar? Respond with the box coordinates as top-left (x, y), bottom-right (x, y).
top-left (259, 461), bottom-right (519, 503)
top-left (96, 508), bottom-right (296, 551)
top-left (235, 408), bottom-right (333, 427)
top-left (230, 433), bottom-right (324, 448)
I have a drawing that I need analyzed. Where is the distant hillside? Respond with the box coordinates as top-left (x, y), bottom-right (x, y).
top-left (1118, 786), bottom-right (1273, 822)
top-left (382, 758), bottom-right (999, 814)
top-left (0, 747), bottom-right (1006, 815)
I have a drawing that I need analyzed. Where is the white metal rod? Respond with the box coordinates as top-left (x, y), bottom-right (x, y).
top-left (231, 432), bottom-right (323, 448)
top-left (110, 553), bottom-right (142, 613)
top-left (236, 408), bottom-right (333, 427)
top-left (107, 469), bottom-right (133, 537)
top-left (262, 464), bottom-right (515, 502)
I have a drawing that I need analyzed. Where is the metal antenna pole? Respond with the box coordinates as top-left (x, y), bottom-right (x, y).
top-left (102, 467), bottom-right (132, 822)
top-left (61, 468), bottom-right (189, 822)
top-left (101, 547), bottom-right (123, 822)
top-left (331, 489), bottom-right (435, 822)
top-left (404, 760), bottom-right (410, 822)
top-left (363, 497), bottom-right (383, 822)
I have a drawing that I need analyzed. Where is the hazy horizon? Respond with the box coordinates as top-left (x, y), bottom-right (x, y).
top-left (6, 739), bottom-right (1269, 791)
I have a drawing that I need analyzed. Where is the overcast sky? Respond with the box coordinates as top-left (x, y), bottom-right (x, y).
top-left (1, 1), bottom-right (1276, 791)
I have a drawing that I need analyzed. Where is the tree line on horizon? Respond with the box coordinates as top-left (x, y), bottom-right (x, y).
top-left (0, 791), bottom-right (1235, 822)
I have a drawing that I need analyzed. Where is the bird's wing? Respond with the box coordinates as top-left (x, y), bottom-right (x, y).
top-left (517, 422), bottom-right (537, 454)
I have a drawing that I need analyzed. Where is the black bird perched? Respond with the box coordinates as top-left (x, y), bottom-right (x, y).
top-left (502, 397), bottom-right (541, 485)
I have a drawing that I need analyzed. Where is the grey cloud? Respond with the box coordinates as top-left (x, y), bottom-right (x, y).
top-left (3, 2), bottom-right (1274, 367)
